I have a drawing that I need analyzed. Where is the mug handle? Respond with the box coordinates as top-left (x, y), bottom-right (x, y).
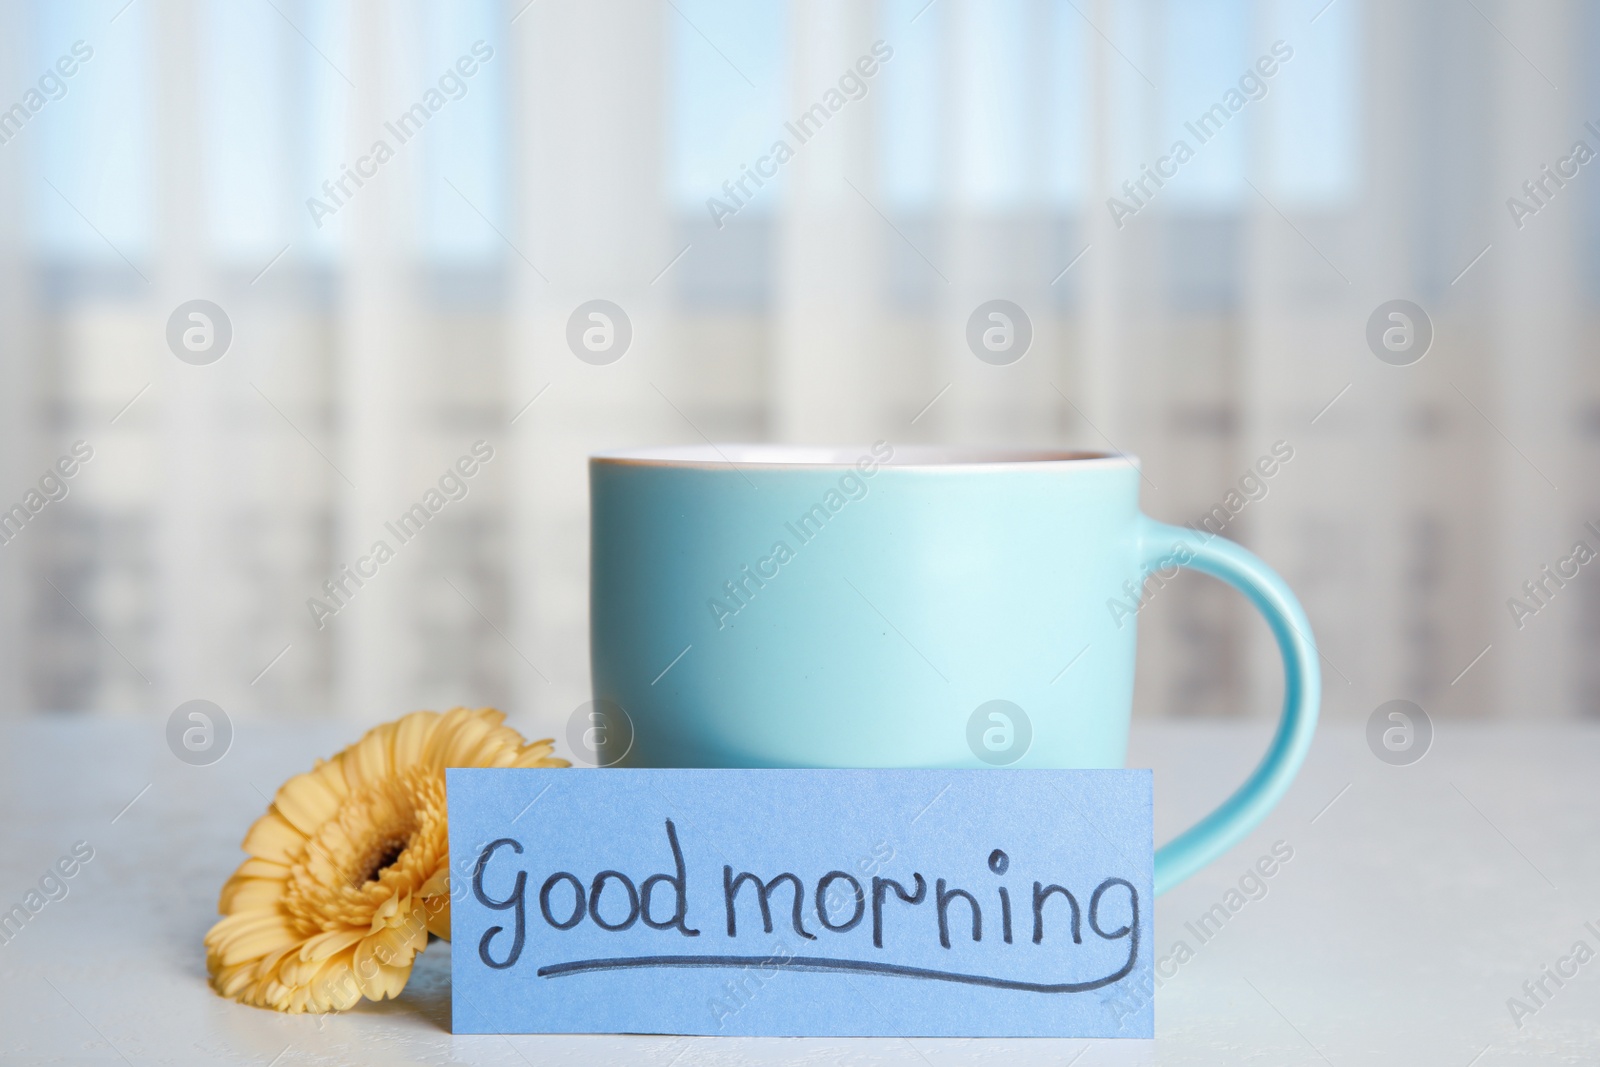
top-left (1137, 517), bottom-right (1321, 894)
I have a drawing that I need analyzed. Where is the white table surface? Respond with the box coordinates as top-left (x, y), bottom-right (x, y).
top-left (2, 714), bottom-right (1597, 1065)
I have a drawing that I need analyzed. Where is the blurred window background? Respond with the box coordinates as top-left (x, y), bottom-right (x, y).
top-left (1, 0), bottom-right (1597, 736)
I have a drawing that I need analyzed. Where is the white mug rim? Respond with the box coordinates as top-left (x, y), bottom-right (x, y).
top-left (589, 444), bottom-right (1139, 471)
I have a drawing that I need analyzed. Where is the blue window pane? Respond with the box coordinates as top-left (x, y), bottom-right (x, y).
top-left (295, 0), bottom-right (350, 257)
top-left (1266, 0), bottom-right (1359, 206)
top-left (1158, 0), bottom-right (1250, 210)
top-left (204, 0), bottom-right (291, 262)
top-left (31, 0), bottom-right (150, 267)
top-left (1587, 0), bottom-right (1600, 301)
top-left (951, 0), bottom-right (1033, 210)
top-left (1046, 1), bottom-right (1090, 209)
top-left (1101, 1), bottom-right (1156, 189)
top-left (878, 0), bottom-right (942, 212)
top-left (420, 0), bottom-right (504, 265)
top-left (669, 0), bottom-right (787, 213)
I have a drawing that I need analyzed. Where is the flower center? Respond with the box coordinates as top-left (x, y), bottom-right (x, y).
top-left (281, 765), bottom-right (447, 935)
top-left (362, 837), bottom-right (411, 883)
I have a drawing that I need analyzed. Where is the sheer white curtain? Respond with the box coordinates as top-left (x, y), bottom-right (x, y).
top-left (1, 0), bottom-right (1596, 733)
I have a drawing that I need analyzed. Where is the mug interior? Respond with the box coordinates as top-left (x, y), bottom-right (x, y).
top-left (590, 444), bottom-right (1137, 470)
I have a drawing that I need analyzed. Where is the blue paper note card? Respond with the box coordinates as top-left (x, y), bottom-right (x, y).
top-left (447, 768), bottom-right (1153, 1037)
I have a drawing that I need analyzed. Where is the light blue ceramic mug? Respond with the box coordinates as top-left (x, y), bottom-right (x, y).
top-left (588, 445), bottom-right (1319, 893)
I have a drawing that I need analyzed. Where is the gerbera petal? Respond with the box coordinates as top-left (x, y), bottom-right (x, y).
top-left (211, 961), bottom-right (258, 999)
top-left (241, 811), bottom-right (308, 865)
top-left (209, 914), bottom-right (301, 967)
top-left (356, 958), bottom-right (413, 1002)
top-left (424, 897), bottom-right (451, 939)
top-left (418, 869), bottom-right (449, 898)
top-left (344, 721), bottom-right (396, 791)
top-left (207, 706), bottom-right (568, 1013)
top-left (273, 771), bottom-right (344, 838)
top-left (391, 710), bottom-right (440, 771)
top-left (307, 757), bottom-right (351, 801)
top-left (233, 858), bottom-right (292, 880)
top-left (206, 909), bottom-right (283, 946)
top-left (512, 739), bottom-right (564, 768)
top-left (305, 952), bottom-right (364, 1012)
top-left (261, 980), bottom-right (295, 1012)
top-left (254, 940), bottom-right (303, 982)
top-left (445, 705), bottom-right (503, 733)
top-left (274, 950), bottom-right (322, 989)
top-left (219, 876), bottom-right (287, 913)
top-left (433, 708), bottom-right (497, 767)
top-left (296, 928), bottom-right (368, 963)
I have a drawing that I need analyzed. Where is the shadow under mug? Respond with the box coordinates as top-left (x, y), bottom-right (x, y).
top-left (588, 445), bottom-right (1320, 893)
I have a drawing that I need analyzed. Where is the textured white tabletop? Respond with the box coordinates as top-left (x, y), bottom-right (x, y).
top-left (1, 715), bottom-right (1597, 1065)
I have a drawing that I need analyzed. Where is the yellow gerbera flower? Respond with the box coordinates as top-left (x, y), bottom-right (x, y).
top-left (205, 707), bottom-right (566, 1013)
